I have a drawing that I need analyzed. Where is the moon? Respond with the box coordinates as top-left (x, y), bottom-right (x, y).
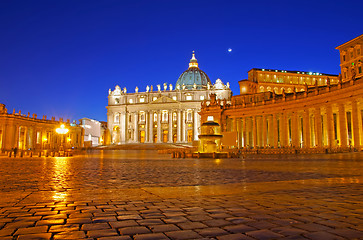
top-left (228, 48), bottom-right (232, 52)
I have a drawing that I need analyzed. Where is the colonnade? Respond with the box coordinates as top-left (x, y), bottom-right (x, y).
top-left (228, 100), bottom-right (362, 149)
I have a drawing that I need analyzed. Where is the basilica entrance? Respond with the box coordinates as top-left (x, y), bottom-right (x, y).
top-left (112, 126), bottom-right (120, 144)
top-left (139, 130), bottom-right (145, 143)
top-left (163, 130), bottom-right (168, 143)
top-left (187, 130), bottom-right (193, 142)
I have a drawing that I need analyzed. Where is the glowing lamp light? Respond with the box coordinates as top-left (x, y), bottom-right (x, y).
top-left (56, 124), bottom-right (69, 134)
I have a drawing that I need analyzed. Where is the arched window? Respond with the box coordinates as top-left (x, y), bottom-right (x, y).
top-left (114, 113), bottom-right (119, 123)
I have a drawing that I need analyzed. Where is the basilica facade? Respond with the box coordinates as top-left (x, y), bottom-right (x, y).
top-left (107, 53), bottom-right (232, 144)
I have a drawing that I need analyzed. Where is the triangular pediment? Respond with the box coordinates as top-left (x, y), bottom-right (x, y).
top-left (151, 96), bottom-right (178, 104)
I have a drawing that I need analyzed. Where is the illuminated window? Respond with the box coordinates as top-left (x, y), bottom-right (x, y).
top-left (186, 95), bottom-right (192, 100)
top-left (187, 111), bottom-right (192, 121)
top-left (200, 95), bottom-right (205, 100)
top-left (139, 97), bottom-right (145, 103)
top-left (139, 111), bottom-right (145, 121)
top-left (153, 97), bottom-right (157, 101)
top-left (114, 113), bottom-right (119, 123)
top-left (162, 110), bottom-right (168, 122)
top-left (172, 96), bottom-right (177, 101)
top-left (36, 131), bottom-right (41, 144)
top-left (129, 99), bottom-right (133, 103)
top-left (154, 113), bottom-right (157, 122)
top-left (173, 112), bottom-right (177, 121)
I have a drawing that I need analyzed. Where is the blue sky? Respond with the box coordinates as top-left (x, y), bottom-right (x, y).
top-left (0, 0), bottom-right (362, 121)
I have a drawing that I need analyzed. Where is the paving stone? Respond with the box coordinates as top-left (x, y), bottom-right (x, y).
top-left (35, 219), bottom-right (65, 226)
top-left (177, 221), bottom-right (207, 230)
top-left (14, 226), bottom-right (48, 235)
top-left (326, 228), bottom-right (363, 239)
top-left (87, 228), bottom-right (119, 238)
top-left (53, 231), bottom-right (87, 239)
top-left (196, 227), bottom-right (229, 237)
top-left (82, 222), bottom-right (110, 231)
top-left (137, 218), bottom-right (164, 225)
top-left (165, 230), bottom-right (202, 240)
top-left (133, 232), bottom-right (169, 240)
top-left (48, 223), bottom-right (80, 232)
top-left (119, 226), bottom-right (151, 235)
top-left (203, 219), bottom-right (231, 227)
top-left (66, 217), bottom-right (92, 224)
top-left (4, 221), bottom-right (34, 229)
top-left (0, 228), bottom-right (16, 237)
top-left (246, 229), bottom-right (284, 240)
top-left (110, 220), bottom-right (139, 228)
top-left (303, 231), bottom-right (345, 240)
top-left (93, 216), bottom-right (118, 222)
top-left (150, 224), bottom-right (180, 233)
top-left (217, 233), bottom-right (255, 240)
top-left (271, 226), bottom-right (307, 236)
top-left (17, 232), bottom-right (52, 240)
top-left (224, 224), bottom-right (257, 233)
top-left (98, 236), bottom-right (132, 240)
top-left (162, 216), bottom-right (188, 224)
top-left (186, 214), bottom-right (213, 221)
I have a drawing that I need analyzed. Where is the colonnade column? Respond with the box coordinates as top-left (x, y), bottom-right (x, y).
top-left (280, 113), bottom-right (287, 147)
top-left (120, 112), bottom-right (126, 143)
top-left (157, 111), bottom-right (162, 143)
top-left (351, 100), bottom-right (360, 148)
top-left (262, 115), bottom-right (267, 147)
top-left (252, 116), bottom-right (257, 148)
top-left (325, 105), bottom-right (334, 148)
top-left (303, 109), bottom-right (310, 148)
top-left (168, 110), bottom-right (173, 143)
top-left (145, 111), bottom-right (149, 143)
top-left (273, 114), bottom-right (279, 148)
top-left (313, 108), bottom-right (321, 147)
top-left (194, 109), bottom-right (199, 141)
top-left (149, 111), bottom-right (154, 143)
top-left (134, 112), bottom-right (138, 143)
top-left (182, 111), bottom-right (186, 143)
top-left (291, 112), bottom-right (299, 148)
top-left (242, 118), bottom-right (247, 147)
top-left (236, 118), bottom-right (241, 148)
top-left (177, 110), bottom-right (181, 143)
top-left (338, 103), bottom-right (347, 148)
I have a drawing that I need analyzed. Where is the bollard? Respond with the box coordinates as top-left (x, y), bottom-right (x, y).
top-left (20, 151), bottom-right (23, 157)
top-left (38, 152), bottom-right (41, 157)
top-left (29, 152), bottom-right (33, 157)
top-left (8, 151), bottom-right (12, 157)
top-left (51, 152), bottom-right (55, 157)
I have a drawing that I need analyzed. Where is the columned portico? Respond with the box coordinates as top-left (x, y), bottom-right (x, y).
top-left (168, 110), bottom-right (173, 143)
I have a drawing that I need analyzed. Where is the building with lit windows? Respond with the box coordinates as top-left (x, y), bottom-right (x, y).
top-left (200, 34), bottom-right (363, 152)
top-left (107, 53), bottom-right (232, 144)
top-left (239, 68), bottom-right (338, 95)
top-left (0, 104), bottom-right (84, 152)
top-left (80, 117), bottom-right (104, 146)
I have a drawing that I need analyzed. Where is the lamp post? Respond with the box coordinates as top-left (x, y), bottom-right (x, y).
top-left (56, 124), bottom-right (69, 156)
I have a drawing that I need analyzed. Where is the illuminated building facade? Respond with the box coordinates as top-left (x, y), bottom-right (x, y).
top-left (0, 104), bottom-right (84, 152)
top-left (200, 34), bottom-right (363, 151)
top-left (239, 68), bottom-right (338, 95)
top-left (80, 118), bottom-right (104, 146)
top-left (107, 53), bottom-right (232, 144)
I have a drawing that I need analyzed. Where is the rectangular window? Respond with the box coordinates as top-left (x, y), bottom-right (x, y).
top-left (343, 55), bottom-right (346, 61)
top-left (36, 131), bottom-right (41, 144)
top-left (346, 112), bottom-right (352, 142)
top-left (333, 113), bottom-right (338, 140)
top-left (186, 95), bottom-right (192, 101)
top-left (359, 66), bottom-right (362, 74)
top-left (172, 96), bottom-right (177, 101)
top-left (139, 97), bottom-right (145, 103)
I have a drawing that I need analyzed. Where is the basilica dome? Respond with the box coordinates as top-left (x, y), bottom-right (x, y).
top-left (176, 52), bottom-right (211, 89)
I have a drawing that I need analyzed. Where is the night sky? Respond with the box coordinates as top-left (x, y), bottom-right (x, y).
top-left (1, 0), bottom-right (362, 122)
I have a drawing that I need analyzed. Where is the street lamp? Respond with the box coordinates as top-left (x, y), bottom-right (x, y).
top-left (56, 124), bottom-right (69, 156)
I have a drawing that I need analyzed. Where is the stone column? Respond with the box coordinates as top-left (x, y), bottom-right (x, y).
top-left (157, 111), bottom-right (162, 143)
top-left (351, 100), bottom-right (360, 148)
top-left (268, 115), bottom-right (273, 147)
top-left (145, 111), bottom-right (149, 143)
top-left (273, 114), bottom-right (279, 148)
top-left (303, 109), bottom-right (310, 148)
top-left (194, 109), bottom-right (199, 141)
top-left (149, 111), bottom-right (154, 143)
top-left (134, 112), bottom-right (138, 143)
top-left (236, 118), bottom-right (241, 148)
top-left (252, 116), bottom-right (257, 148)
top-left (314, 107), bottom-right (322, 148)
top-left (262, 115), bottom-right (267, 147)
top-left (120, 112), bottom-right (126, 143)
top-left (325, 105), bottom-right (334, 148)
top-left (280, 113), bottom-right (287, 147)
top-left (177, 110), bottom-right (181, 143)
top-left (168, 110), bottom-right (173, 143)
top-left (182, 111), bottom-right (186, 143)
top-left (242, 118), bottom-right (247, 147)
top-left (291, 112), bottom-right (299, 148)
top-left (338, 103), bottom-right (347, 148)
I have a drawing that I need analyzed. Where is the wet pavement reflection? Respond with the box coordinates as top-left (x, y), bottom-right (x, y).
top-left (0, 150), bottom-right (362, 239)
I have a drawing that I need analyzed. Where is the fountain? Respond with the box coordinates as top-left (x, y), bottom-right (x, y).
top-left (198, 119), bottom-right (223, 153)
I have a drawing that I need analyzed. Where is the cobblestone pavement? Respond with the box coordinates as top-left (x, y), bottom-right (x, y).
top-left (0, 150), bottom-right (362, 239)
